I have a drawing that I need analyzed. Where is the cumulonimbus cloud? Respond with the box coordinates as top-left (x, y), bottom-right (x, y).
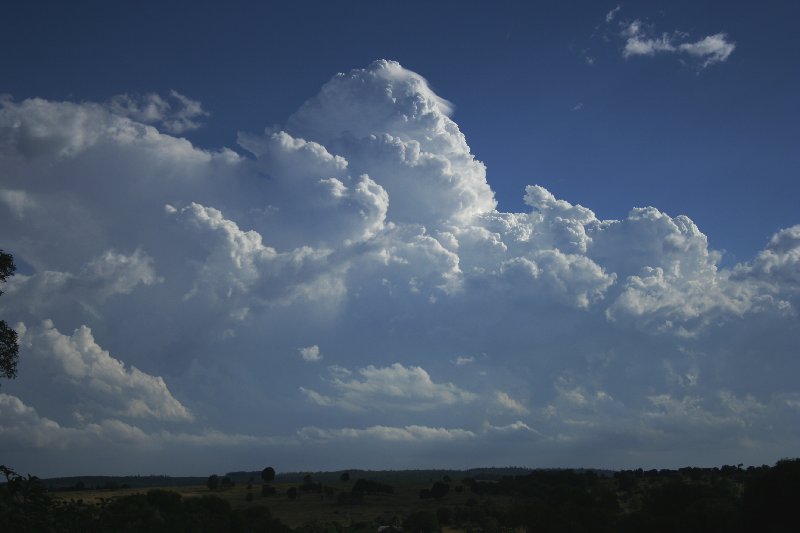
top-left (1, 59), bottom-right (798, 474)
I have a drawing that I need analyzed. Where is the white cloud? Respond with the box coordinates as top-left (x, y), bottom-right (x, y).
top-left (679, 33), bottom-right (736, 68)
top-left (623, 34), bottom-right (676, 57)
top-left (19, 320), bottom-right (192, 422)
top-left (454, 355), bottom-right (475, 366)
top-left (605, 5), bottom-right (621, 23)
top-left (285, 60), bottom-right (496, 226)
top-left (299, 345), bottom-right (322, 362)
top-left (5, 249), bottom-right (160, 316)
top-left (107, 90), bottom-right (209, 134)
top-left (495, 391), bottom-right (529, 414)
top-left (301, 363), bottom-right (476, 411)
top-left (0, 392), bottom-right (281, 453)
top-left (486, 420), bottom-right (542, 437)
top-left (619, 20), bottom-right (735, 69)
top-left (298, 424), bottom-right (476, 442)
top-left (735, 225), bottom-right (800, 290)
top-left (0, 393), bottom-right (85, 449)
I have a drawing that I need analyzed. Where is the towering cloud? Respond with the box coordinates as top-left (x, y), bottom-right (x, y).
top-left (0, 61), bottom-right (798, 475)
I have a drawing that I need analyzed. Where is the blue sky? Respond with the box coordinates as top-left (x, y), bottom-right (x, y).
top-left (4, 0), bottom-right (797, 262)
top-left (1, 1), bottom-right (799, 476)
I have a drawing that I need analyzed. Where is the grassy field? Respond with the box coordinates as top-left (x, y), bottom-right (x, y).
top-left (41, 463), bottom-right (799, 532)
top-left (53, 479), bottom-right (508, 529)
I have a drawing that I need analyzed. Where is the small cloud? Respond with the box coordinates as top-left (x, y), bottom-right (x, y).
top-left (495, 391), bottom-right (529, 414)
top-left (299, 345), bottom-right (322, 362)
top-left (678, 33), bottom-right (736, 68)
top-left (572, 103), bottom-right (584, 112)
top-left (298, 424), bottom-right (476, 442)
top-left (454, 355), bottom-right (475, 366)
top-left (618, 19), bottom-right (735, 70)
top-left (107, 90), bottom-right (209, 133)
top-left (487, 420), bottom-right (541, 435)
top-left (605, 5), bottom-right (621, 23)
top-left (300, 363), bottom-right (476, 411)
top-left (621, 21), bottom-right (676, 58)
top-left (299, 387), bottom-right (333, 406)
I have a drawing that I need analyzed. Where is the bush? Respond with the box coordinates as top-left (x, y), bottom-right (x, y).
top-left (430, 481), bottom-right (450, 499)
top-left (352, 479), bottom-right (394, 495)
top-left (337, 491), bottom-right (363, 505)
top-left (403, 511), bottom-right (439, 533)
top-left (743, 458), bottom-right (800, 532)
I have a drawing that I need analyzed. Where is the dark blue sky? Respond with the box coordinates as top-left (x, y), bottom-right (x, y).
top-left (3, 1), bottom-right (798, 263)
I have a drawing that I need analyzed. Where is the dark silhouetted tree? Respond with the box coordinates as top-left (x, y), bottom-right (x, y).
top-left (743, 458), bottom-right (800, 532)
top-left (430, 481), bottom-right (450, 499)
top-left (261, 466), bottom-right (275, 484)
top-left (0, 251), bottom-right (19, 384)
top-left (340, 472), bottom-right (350, 482)
top-left (206, 474), bottom-right (219, 491)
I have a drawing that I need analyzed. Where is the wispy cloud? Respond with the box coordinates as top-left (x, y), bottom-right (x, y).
top-left (620, 19), bottom-right (735, 69)
top-left (495, 391), bottom-right (529, 414)
top-left (107, 90), bottom-right (209, 133)
top-left (298, 424), bottom-right (476, 442)
top-left (605, 5), bottom-right (621, 23)
top-left (678, 33), bottom-right (736, 68)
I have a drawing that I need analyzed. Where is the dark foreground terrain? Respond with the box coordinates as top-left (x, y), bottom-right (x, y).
top-left (2, 459), bottom-right (799, 532)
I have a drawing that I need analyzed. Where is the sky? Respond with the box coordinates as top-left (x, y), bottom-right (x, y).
top-left (0, 1), bottom-right (799, 477)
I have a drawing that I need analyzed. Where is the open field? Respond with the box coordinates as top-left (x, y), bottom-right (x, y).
top-left (53, 479), bottom-right (509, 528)
top-left (10, 461), bottom-right (797, 532)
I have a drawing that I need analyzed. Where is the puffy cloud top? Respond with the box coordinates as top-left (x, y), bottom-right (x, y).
top-left (286, 60), bottom-right (496, 226)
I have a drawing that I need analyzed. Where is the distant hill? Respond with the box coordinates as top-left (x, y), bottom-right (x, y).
top-left (224, 467), bottom-right (534, 485)
top-left (41, 475), bottom-right (206, 491)
top-left (38, 467), bottom-right (617, 491)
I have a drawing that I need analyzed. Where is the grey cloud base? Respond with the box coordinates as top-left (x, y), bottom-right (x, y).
top-left (0, 61), bottom-right (798, 476)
